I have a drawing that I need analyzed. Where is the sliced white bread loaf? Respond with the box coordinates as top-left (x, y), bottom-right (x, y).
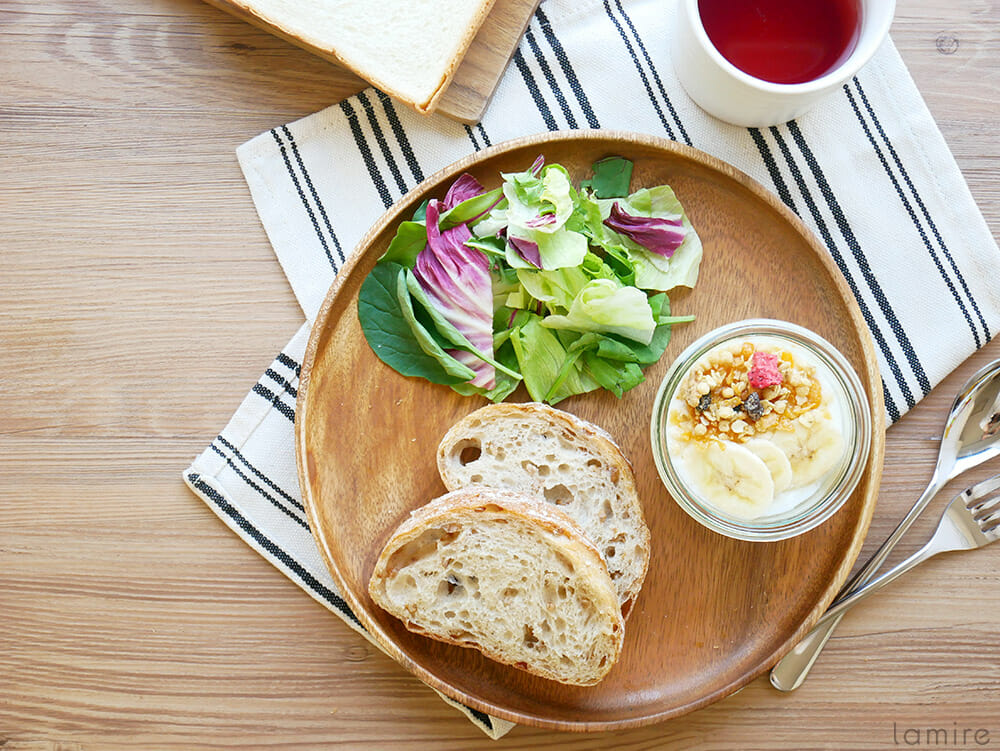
top-left (217, 0), bottom-right (496, 112)
top-left (368, 487), bottom-right (625, 686)
top-left (437, 403), bottom-right (650, 616)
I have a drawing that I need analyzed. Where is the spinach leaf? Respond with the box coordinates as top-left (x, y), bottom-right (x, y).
top-left (583, 156), bottom-right (634, 198)
top-left (582, 351), bottom-right (645, 397)
top-left (357, 262), bottom-right (469, 385)
top-left (378, 221), bottom-right (426, 268)
top-left (623, 292), bottom-right (695, 364)
top-left (411, 200), bottom-right (429, 222)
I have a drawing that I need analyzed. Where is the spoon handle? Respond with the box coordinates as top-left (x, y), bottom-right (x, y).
top-left (770, 475), bottom-right (945, 691)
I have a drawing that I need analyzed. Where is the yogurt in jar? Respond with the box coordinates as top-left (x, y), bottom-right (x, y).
top-left (665, 336), bottom-right (849, 521)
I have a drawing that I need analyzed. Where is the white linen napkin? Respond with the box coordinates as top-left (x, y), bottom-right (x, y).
top-left (185, 0), bottom-right (1000, 737)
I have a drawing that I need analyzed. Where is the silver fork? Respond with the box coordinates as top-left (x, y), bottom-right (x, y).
top-left (803, 474), bottom-right (1000, 633)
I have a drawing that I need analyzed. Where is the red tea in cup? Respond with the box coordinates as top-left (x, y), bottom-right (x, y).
top-left (697, 0), bottom-right (862, 84)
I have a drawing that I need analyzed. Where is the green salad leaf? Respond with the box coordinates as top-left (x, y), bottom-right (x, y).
top-left (356, 155), bottom-right (702, 404)
top-left (541, 279), bottom-right (656, 345)
top-left (582, 156), bottom-right (634, 198)
top-left (357, 263), bottom-right (470, 385)
top-left (379, 221), bottom-right (426, 268)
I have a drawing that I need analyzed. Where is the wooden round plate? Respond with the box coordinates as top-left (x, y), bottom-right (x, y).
top-left (296, 131), bottom-right (885, 731)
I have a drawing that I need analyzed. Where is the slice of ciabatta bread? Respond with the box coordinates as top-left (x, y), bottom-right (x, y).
top-left (437, 402), bottom-right (650, 616)
top-left (217, 0), bottom-right (496, 112)
top-left (368, 487), bottom-right (625, 686)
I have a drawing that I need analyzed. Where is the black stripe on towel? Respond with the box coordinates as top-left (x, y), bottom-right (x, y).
top-left (602, 0), bottom-right (676, 142)
top-left (852, 79), bottom-right (989, 345)
top-left (786, 120), bottom-right (930, 398)
top-left (611, 0), bottom-right (690, 145)
top-left (524, 28), bottom-right (578, 129)
top-left (747, 127), bottom-right (799, 215)
top-left (209, 443), bottom-right (309, 530)
top-left (216, 434), bottom-right (304, 513)
top-left (253, 383), bottom-right (296, 423)
top-left (375, 89), bottom-right (425, 184)
top-left (270, 129), bottom-right (340, 271)
top-left (512, 48), bottom-right (558, 131)
top-left (768, 125), bottom-right (905, 420)
top-left (476, 123), bottom-right (492, 148)
top-left (464, 124), bottom-right (481, 151)
top-left (264, 367), bottom-right (297, 399)
top-left (339, 99), bottom-right (393, 209)
top-left (280, 126), bottom-right (346, 267)
top-left (276, 352), bottom-right (301, 378)
top-left (188, 472), bottom-right (361, 626)
top-left (844, 83), bottom-right (981, 349)
top-left (534, 8), bottom-right (600, 128)
top-left (356, 91), bottom-right (408, 196)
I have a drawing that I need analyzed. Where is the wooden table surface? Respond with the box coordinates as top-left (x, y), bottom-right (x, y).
top-left (2, 1), bottom-right (998, 748)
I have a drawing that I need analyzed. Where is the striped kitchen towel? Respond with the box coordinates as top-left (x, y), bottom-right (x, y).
top-left (185, 0), bottom-right (1000, 737)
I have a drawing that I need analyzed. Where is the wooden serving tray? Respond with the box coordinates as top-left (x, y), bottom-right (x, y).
top-left (202, 0), bottom-right (541, 123)
top-left (295, 131), bottom-right (886, 731)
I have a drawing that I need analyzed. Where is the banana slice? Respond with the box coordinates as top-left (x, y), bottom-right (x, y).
top-left (683, 441), bottom-right (775, 519)
top-left (744, 438), bottom-right (793, 493)
top-left (768, 410), bottom-right (845, 489)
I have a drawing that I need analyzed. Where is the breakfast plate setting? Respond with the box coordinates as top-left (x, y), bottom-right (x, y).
top-left (182, 0), bottom-right (1000, 739)
top-left (294, 131), bottom-right (884, 729)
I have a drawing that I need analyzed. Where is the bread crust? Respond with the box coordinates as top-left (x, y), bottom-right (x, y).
top-left (215, 0), bottom-right (497, 112)
top-left (437, 402), bottom-right (650, 617)
top-left (368, 487), bottom-right (625, 685)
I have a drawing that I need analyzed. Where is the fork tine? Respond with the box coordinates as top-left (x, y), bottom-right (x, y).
top-left (965, 474), bottom-right (1000, 507)
top-left (981, 516), bottom-right (1000, 537)
top-left (971, 494), bottom-right (1000, 521)
top-left (976, 508), bottom-right (1000, 534)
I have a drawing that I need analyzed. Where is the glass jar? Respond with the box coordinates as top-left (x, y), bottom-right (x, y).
top-left (650, 319), bottom-right (872, 541)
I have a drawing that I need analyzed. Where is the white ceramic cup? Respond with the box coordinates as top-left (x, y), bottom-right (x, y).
top-left (671, 0), bottom-right (896, 127)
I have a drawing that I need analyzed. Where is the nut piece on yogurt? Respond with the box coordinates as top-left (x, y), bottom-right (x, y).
top-left (666, 337), bottom-right (846, 520)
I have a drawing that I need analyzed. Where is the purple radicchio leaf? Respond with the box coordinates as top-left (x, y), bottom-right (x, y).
top-left (525, 213), bottom-right (557, 229)
top-left (603, 201), bottom-right (687, 258)
top-left (443, 173), bottom-right (487, 210)
top-left (508, 235), bottom-right (542, 268)
top-left (530, 155), bottom-right (544, 176)
top-left (413, 199), bottom-right (496, 389)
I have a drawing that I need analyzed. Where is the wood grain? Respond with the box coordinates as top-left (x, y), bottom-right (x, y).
top-left (201, 0), bottom-right (541, 122)
top-left (0, 0), bottom-right (998, 748)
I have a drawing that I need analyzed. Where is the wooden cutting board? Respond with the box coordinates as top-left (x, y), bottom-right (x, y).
top-left (203, 0), bottom-right (541, 123)
top-left (438, 0), bottom-right (542, 122)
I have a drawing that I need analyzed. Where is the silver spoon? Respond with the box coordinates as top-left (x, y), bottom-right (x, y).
top-left (770, 359), bottom-right (1000, 691)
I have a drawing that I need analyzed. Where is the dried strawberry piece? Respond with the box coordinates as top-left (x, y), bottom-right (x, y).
top-left (747, 351), bottom-right (783, 389)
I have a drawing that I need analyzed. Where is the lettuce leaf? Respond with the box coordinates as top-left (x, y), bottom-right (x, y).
top-left (405, 270), bottom-right (521, 381)
top-left (509, 316), bottom-right (599, 404)
top-left (541, 278), bottom-right (656, 345)
top-left (505, 225), bottom-right (588, 271)
top-left (515, 266), bottom-right (590, 311)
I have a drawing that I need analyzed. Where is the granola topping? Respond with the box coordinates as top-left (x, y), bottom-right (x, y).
top-left (671, 340), bottom-right (824, 443)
